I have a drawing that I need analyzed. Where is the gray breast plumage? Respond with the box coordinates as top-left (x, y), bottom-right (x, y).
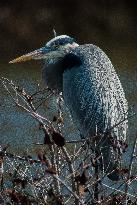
top-left (63, 44), bottom-right (128, 141)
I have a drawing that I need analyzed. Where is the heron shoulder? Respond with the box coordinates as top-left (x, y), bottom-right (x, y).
top-left (70, 44), bottom-right (112, 68)
top-left (62, 44), bottom-right (104, 72)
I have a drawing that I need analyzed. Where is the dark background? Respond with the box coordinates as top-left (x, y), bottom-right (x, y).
top-left (0, 0), bottom-right (137, 151)
top-left (0, 0), bottom-right (137, 69)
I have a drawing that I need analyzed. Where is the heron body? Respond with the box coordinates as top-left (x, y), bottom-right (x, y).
top-left (63, 44), bottom-right (127, 139)
top-left (10, 35), bottom-right (128, 180)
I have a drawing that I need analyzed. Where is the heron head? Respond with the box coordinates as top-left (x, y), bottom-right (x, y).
top-left (9, 35), bottom-right (79, 64)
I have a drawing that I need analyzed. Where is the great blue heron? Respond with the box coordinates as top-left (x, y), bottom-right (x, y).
top-left (10, 35), bottom-right (128, 180)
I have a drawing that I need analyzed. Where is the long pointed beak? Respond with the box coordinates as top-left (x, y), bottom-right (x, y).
top-left (9, 47), bottom-right (48, 64)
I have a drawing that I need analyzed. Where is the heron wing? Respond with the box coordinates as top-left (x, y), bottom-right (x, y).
top-left (63, 44), bottom-right (128, 140)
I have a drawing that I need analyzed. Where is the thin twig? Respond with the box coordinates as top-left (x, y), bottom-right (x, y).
top-left (53, 175), bottom-right (84, 205)
top-left (50, 145), bottom-right (61, 196)
top-left (125, 134), bottom-right (137, 204)
top-left (102, 183), bottom-right (137, 199)
top-left (61, 147), bottom-right (80, 205)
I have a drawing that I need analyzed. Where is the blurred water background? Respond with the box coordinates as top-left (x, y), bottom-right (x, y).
top-left (0, 0), bottom-right (137, 154)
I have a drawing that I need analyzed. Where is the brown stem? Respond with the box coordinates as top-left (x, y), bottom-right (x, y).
top-left (49, 144), bottom-right (61, 196)
top-left (61, 147), bottom-right (80, 205)
top-left (125, 135), bottom-right (137, 204)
